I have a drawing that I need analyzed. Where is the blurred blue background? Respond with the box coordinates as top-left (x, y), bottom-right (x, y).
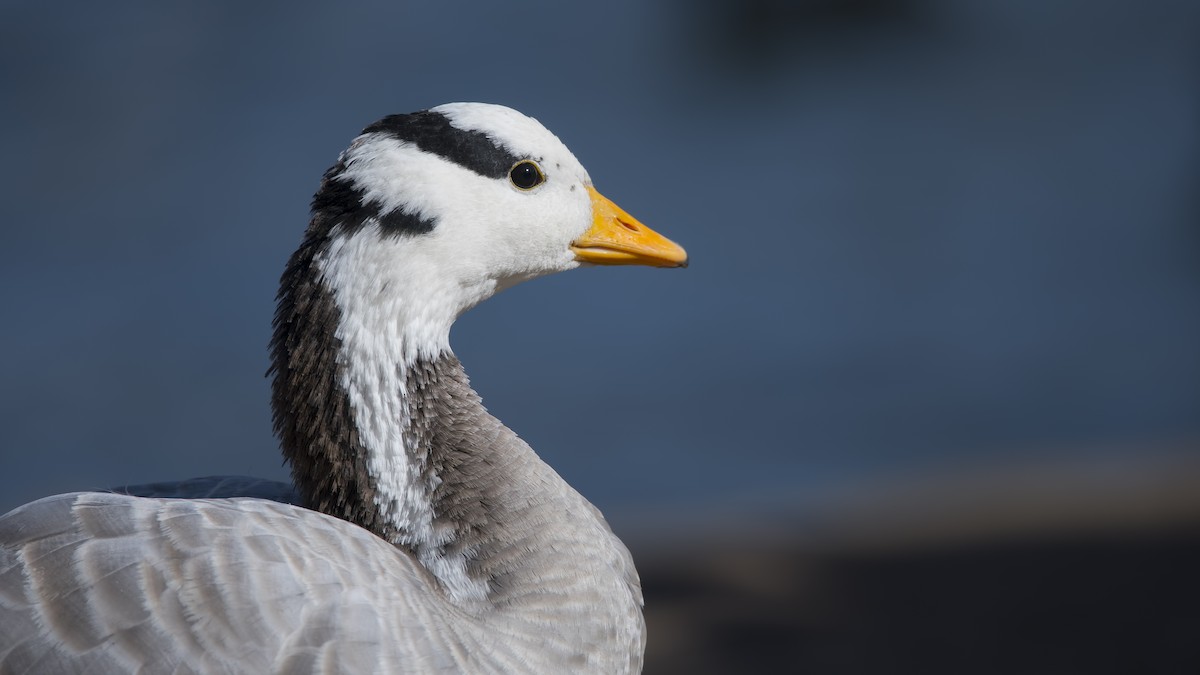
top-left (2, 0), bottom-right (1199, 671)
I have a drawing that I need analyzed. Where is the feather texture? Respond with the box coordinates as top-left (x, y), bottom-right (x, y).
top-left (1, 487), bottom-right (643, 674)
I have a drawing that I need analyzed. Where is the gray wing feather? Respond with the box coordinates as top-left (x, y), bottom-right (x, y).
top-left (0, 493), bottom-right (469, 674)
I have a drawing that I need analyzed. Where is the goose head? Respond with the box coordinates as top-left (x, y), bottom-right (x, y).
top-left (303, 102), bottom-right (686, 360)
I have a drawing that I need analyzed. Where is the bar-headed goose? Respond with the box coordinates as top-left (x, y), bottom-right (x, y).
top-left (0, 103), bottom-right (686, 674)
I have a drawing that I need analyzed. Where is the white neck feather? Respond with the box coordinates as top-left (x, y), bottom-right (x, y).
top-left (316, 224), bottom-right (495, 604)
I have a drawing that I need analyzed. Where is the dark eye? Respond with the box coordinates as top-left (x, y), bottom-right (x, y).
top-left (509, 161), bottom-right (545, 190)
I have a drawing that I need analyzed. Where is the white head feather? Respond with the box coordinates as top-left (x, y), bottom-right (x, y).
top-left (320, 103), bottom-right (594, 360)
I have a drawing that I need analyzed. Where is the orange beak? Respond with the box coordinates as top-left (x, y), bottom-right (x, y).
top-left (570, 186), bottom-right (688, 268)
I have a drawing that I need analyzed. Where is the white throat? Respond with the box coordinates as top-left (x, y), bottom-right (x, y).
top-left (316, 223), bottom-right (495, 603)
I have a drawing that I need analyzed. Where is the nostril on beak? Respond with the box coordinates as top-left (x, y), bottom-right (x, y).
top-left (617, 218), bottom-right (640, 233)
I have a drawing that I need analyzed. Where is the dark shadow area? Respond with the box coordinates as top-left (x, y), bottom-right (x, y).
top-left (635, 452), bottom-right (1200, 674)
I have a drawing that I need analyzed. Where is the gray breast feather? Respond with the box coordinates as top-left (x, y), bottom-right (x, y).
top-left (0, 493), bottom-right (470, 674)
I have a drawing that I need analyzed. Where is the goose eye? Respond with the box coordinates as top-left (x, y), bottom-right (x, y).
top-left (509, 161), bottom-right (545, 190)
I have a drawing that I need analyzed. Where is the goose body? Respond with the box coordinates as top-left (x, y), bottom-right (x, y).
top-left (0, 103), bottom-right (686, 674)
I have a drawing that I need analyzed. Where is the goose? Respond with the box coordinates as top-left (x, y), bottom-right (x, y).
top-left (0, 102), bottom-right (687, 674)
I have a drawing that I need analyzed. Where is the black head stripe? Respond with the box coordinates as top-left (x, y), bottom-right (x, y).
top-left (310, 161), bottom-right (435, 239)
top-left (363, 111), bottom-right (519, 180)
top-left (307, 109), bottom-right (511, 240)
